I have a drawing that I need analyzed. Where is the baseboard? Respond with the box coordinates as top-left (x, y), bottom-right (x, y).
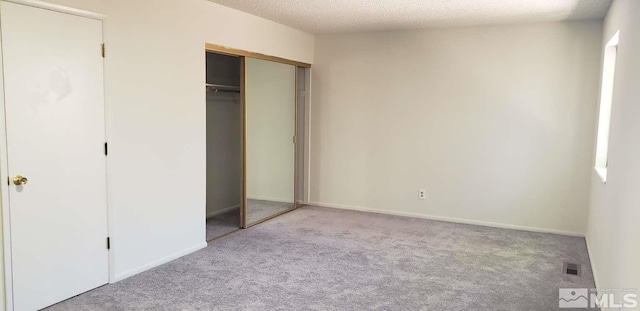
top-left (309, 201), bottom-right (585, 237)
top-left (585, 236), bottom-right (600, 288)
top-left (112, 242), bottom-right (207, 283)
top-left (247, 196), bottom-right (294, 204)
top-left (206, 205), bottom-right (240, 218)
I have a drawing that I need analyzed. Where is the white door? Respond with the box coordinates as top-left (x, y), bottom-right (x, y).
top-left (0, 2), bottom-right (109, 310)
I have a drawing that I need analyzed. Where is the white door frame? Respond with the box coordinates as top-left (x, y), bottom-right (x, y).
top-left (0, 1), bottom-right (110, 310)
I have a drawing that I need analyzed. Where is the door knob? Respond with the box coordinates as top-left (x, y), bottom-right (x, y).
top-left (13, 175), bottom-right (28, 186)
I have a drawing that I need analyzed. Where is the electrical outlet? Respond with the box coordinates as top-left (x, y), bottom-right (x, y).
top-left (418, 189), bottom-right (426, 200)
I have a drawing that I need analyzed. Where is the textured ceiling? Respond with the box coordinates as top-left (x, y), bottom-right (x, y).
top-left (208, 0), bottom-right (611, 34)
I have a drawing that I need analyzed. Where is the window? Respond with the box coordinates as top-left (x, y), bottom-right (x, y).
top-left (594, 31), bottom-right (619, 183)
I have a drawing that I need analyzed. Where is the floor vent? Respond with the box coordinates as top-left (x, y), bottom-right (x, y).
top-left (563, 262), bottom-right (582, 276)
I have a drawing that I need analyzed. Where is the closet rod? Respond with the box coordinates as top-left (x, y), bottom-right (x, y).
top-left (206, 83), bottom-right (240, 93)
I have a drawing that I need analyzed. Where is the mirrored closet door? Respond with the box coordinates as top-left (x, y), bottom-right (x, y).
top-left (244, 58), bottom-right (297, 226)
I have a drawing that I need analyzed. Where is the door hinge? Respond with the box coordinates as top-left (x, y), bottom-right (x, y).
top-left (106, 237), bottom-right (111, 250)
top-left (101, 43), bottom-right (106, 58)
top-left (104, 142), bottom-right (108, 156)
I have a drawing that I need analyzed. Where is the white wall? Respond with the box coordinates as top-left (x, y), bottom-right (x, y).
top-left (310, 21), bottom-right (602, 235)
top-left (246, 58), bottom-right (296, 203)
top-left (0, 0), bottom-right (313, 296)
top-left (586, 0), bottom-right (640, 304)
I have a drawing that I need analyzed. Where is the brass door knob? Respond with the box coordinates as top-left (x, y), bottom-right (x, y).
top-left (13, 175), bottom-right (28, 186)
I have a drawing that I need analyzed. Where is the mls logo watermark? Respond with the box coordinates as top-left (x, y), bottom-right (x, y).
top-left (560, 288), bottom-right (638, 309)
top-left (559, 289), bottom-right (589, 308)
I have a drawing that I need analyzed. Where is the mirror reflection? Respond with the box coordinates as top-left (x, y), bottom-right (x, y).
top-left (245, 58), bottom-right (296, 225)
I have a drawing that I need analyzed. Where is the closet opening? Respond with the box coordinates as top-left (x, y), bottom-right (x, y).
top-left (205, 51), bottom-right (243, 240)
top-left (205, 43), bottom-right (311, 237)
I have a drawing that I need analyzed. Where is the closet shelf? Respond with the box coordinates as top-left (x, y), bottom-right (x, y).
top-left (206, 83), bottom-right (240, 93)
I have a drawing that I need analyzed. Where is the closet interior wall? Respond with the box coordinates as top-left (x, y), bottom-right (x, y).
top-left (206, 52), bottom-right (242, 231)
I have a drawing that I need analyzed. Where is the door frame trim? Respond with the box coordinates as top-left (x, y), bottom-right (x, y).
top-left (205, 43), bottom-right (311, 69)
top-left (3, 0), bottom-right (105, 20)
top-left (0, 2), bottom-right (109, 310)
